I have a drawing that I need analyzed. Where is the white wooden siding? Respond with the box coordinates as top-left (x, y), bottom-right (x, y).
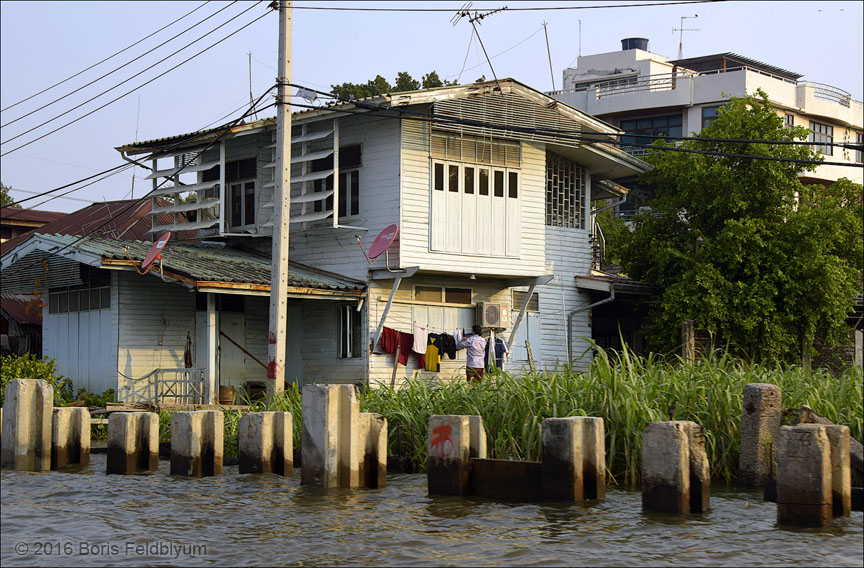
top-left (300, 299), bottom-right (367, 384)
top-left (115, 271), bottom-right (196, 399)
top-left (42, 275), bottom-right (116, 395)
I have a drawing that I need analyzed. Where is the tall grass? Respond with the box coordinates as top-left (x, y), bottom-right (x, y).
top-left (360, 345), bottom-right (863, 486)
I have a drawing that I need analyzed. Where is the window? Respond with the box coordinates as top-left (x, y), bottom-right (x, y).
top-left (856, 132), bottom-right (862, 163)
top-left (413, 286), bottom-right (473, 304)
top-left (784, 114), bottom-right (795, 128)
top-left (337, 305), bottom-right (361, 358)
top-left (546, 151), bottom-right (585, 229)
top-left (430, 159), bottom-right (520, 256)
top-left (701, 106), bottom-right (726, 129)
top-left (620, 115), bottom-right (682, 152)
top-left (511, 290), bottom-right (539, 312)
top-left (48, 266), bottom-right (111, 314)
top-left (202, 157), bottom-right (257, 229)
top-left (809, 121), bottom-right (833, 155)
top-left (311, 145), bottom-right (362, 219)
top-left (431, 130), bottom-right (520, 167)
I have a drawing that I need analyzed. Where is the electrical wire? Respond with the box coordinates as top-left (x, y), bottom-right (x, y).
top-left (291, 1), bottom-right (719, 12)
top-left (1, 2), bottom-right (269, 153)
top-left (1, 1), bottom-right (239, 128)
top-left (0, 1), bottom-right (212, 114)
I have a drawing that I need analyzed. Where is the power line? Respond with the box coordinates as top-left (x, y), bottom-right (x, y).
top-left (0, 6), bottom-right (273, 158)
top-left (291, 1), bottom-right (720, 12)
top-left (1, 2), bottom-right (266, 150)
top-left (0, 1), bottom-right (212, 114)
top-left (285, 84), bottom-right (863, 168)
top-left (1, 1), bottom-right (239, 129)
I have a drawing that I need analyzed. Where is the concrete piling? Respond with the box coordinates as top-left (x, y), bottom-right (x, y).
top-left (777, 424), bottom-right (832, 527)
top-left (301, 384), bottom-right (387, 489)
top-left (107, 412), bottom-right (159, 475)
top-left (641, 421), bottom-right (711, 515)
top-left (357, 413), bottom-right (387, 489)
top-left (467, 415), bottom-right (487, 459)
top-left (0, 379), bottom-right (53, 471)
top-left (739, 383), bottom-right (783, 486)
top-left (238, 412), bottom-right (293, 476)
top-left (823, 425), bottom-right (851, 518)
top-left (541, 417), bottom-right (584, 501)
top-left (581, 417), bottom-right (606, 500)
top-left (170, 410), bottom-right (223, 477)
top-left (51, 407), bottom-right (91, 469)
top-left (427, 415), bottom-right (471, 496)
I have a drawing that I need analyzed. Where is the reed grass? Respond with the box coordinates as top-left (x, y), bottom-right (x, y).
top-left (360, 345), bottom-right (863, 487)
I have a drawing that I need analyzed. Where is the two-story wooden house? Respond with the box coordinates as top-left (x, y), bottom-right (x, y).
top-left (2, 79), bottom-right (649, 402)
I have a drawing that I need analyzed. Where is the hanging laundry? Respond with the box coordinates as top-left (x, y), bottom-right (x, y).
top-left (397, 331), bottom-right (424, 368)
top-left (412, 321), bottom-right (428, 354)
top-left (485, 335), bottom-right (509, 371)
top-left (438, 333), bottom-right (458, 360)
top-left (425, 334), bottom-right (441, 372)
top-left (381, 326), bottom-right (400, 354)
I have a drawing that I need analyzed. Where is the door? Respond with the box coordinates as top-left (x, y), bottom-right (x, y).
top-left (219, 312), bottom-right (246, 388)
top-left (284, 304), bottom-right (304, 384)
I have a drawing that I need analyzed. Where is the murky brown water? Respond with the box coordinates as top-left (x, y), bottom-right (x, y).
top-left (1, 453), bottom-right (862, 567)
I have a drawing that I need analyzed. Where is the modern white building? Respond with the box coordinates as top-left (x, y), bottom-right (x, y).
top-left (551, 38), bottom-right (863, 187)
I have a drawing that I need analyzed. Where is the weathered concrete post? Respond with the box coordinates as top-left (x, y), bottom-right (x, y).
top-left (823, 425), bottom-right (851, 517)
top-left (302, 384), bottom-right (352, 487)
top-left (581, 417), bottom-right (606, 500)
top-left (467, 415), bottom-right (487, 459)
top-left (357, 413), bottom-right (387, 489)
top-left (238, 411), bottom-right (293, 476)
top-left (642, 421), bottom-right (691, 514)
top-left (777, 424), bottom-right (832, 527)
top-left (52, 407), bottom-right (91, 469)
top-left (427, 415), bottom-right (471, 496)
top-left (541, 417), bottom-right (584, 501)
top-left (338, 385), bottom-right (361, 488)
top-left (686, 422), bottom-right (710, 513)
top-left (681, 320), bottom-right (696, 363)
top-left (170, 410), bottom-right (223, 477)
top-left (739, 383), bottom-right (783, 486)
top-left (107, 412), bottom-right (159, 475)
top-left (0, 379), bottom-right (53, 471)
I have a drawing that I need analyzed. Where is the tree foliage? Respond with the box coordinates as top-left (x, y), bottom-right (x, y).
top-left (1, 182), bottom-right (20, 208)
top-left (330, 71), bottom-right (456, 100)
top-left (619, 89), bottom-right (863, 363)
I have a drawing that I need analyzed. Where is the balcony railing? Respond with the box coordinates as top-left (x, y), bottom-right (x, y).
top-left (122, 368), bottom-right (206, 405)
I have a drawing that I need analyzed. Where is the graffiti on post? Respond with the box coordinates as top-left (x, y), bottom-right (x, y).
top-left (430, 424), bottom-right (455, 458)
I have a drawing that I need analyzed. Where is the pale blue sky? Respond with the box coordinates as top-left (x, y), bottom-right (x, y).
top-left (1, 0), bottom-right (861, 212)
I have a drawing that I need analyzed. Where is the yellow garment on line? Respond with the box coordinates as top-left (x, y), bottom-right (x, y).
top-left (425, 338), bottom-right (441, 372)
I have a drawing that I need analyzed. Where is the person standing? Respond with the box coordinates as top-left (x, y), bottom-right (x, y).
top-left (456, 325), bottom-right (487, 383)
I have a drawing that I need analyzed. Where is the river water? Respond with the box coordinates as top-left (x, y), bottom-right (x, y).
top-left (1, 454), bottom-right (861, 567)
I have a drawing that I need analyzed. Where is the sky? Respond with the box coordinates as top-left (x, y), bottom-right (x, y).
top-left (1, 0), bottom-right (862, 213)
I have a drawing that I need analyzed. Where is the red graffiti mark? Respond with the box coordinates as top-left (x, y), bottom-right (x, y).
top-left (431, 425), bottom-right (454, 457)
top-left (266, 360), bottom-right (283, 379)
top-left (269, 331), bottom-right (277, 344)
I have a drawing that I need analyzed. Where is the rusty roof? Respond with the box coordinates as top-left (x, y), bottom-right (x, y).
top-left (0, 294), bottom-right (42, 325)
top-left (1, 206), bottom-right (67, 225)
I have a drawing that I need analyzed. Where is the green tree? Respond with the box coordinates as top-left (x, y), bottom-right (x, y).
top-left (331, 71), bottom-right (456, 100)
top-left (1, 182), bottom-right (20, 208)
top-left (619, 89), bottom-right (863, 363)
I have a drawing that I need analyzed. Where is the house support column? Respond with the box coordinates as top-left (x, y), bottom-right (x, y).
top-left (206, 293), bottom-right (218, 405)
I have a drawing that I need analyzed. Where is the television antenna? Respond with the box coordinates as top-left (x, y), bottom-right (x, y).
top-left (451, 2), bottom-right (507, 93)
top-left (356, 224), bottom-right (399, 272)
top-left (673, 14), bottom-right (699, 59)
top-left (125, 232), bottom-right (171, 279)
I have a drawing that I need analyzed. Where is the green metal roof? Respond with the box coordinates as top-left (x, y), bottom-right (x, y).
top-left (2, 234), bottom-right (365, 293)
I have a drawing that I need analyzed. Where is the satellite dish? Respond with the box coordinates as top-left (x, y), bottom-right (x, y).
top-left (142, 232), bottom-right (171, 270)
top-left (125, 232), bottom-right (171, 277)
top-left (356, 224), bottom-right (399, 271)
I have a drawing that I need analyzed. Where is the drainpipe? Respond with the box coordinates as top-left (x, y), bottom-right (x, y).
top-left (567, 285), bottom-right (615, 363)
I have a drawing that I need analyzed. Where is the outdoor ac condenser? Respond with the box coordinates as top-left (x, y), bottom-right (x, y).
top-left (475, 302), bottom-right (510, 328)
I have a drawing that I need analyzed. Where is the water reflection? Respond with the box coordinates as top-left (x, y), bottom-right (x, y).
top-left (1, 454), bottom-right (861, 567)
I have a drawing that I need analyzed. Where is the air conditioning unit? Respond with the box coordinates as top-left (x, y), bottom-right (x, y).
top-left (475, 303), bottom-right (510, 328)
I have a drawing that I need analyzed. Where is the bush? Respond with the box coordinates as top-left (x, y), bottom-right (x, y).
top-left (0, 353), bottom-right (71, 406)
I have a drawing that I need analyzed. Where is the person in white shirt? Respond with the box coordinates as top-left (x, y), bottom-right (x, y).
top-left (456, 324), bottom-right (487, 383)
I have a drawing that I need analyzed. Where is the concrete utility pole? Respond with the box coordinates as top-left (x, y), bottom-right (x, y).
top-left (267, 0), bottom-right (292, 400)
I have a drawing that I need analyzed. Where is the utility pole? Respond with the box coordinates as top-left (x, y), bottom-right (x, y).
top-left (543, 21), bottom-right (555, 92)
top-left (267, 0), bottom-right (292, 401)
top-left (674, 14), bottom-right (699, 59)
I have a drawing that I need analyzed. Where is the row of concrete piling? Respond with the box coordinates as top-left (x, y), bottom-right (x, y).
top-left (1, 379), bottom-right (859, 527)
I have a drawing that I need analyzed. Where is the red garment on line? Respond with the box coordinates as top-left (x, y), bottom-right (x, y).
top-left (398, 331), bottom-right (424, 368)
top-left (381, 326), bottom-right (399, 353)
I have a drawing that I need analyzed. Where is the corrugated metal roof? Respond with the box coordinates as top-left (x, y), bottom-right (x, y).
top-left (1, 294), bottom-right (42, 325)
top-left (669, 53), bottom-right (802, 81)
top-left (1, 207), bottom-right (67, 225)
top-left (6, 234), bottom-right (364, 292)
top-left (0, 199), bottom-right (191, 256)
